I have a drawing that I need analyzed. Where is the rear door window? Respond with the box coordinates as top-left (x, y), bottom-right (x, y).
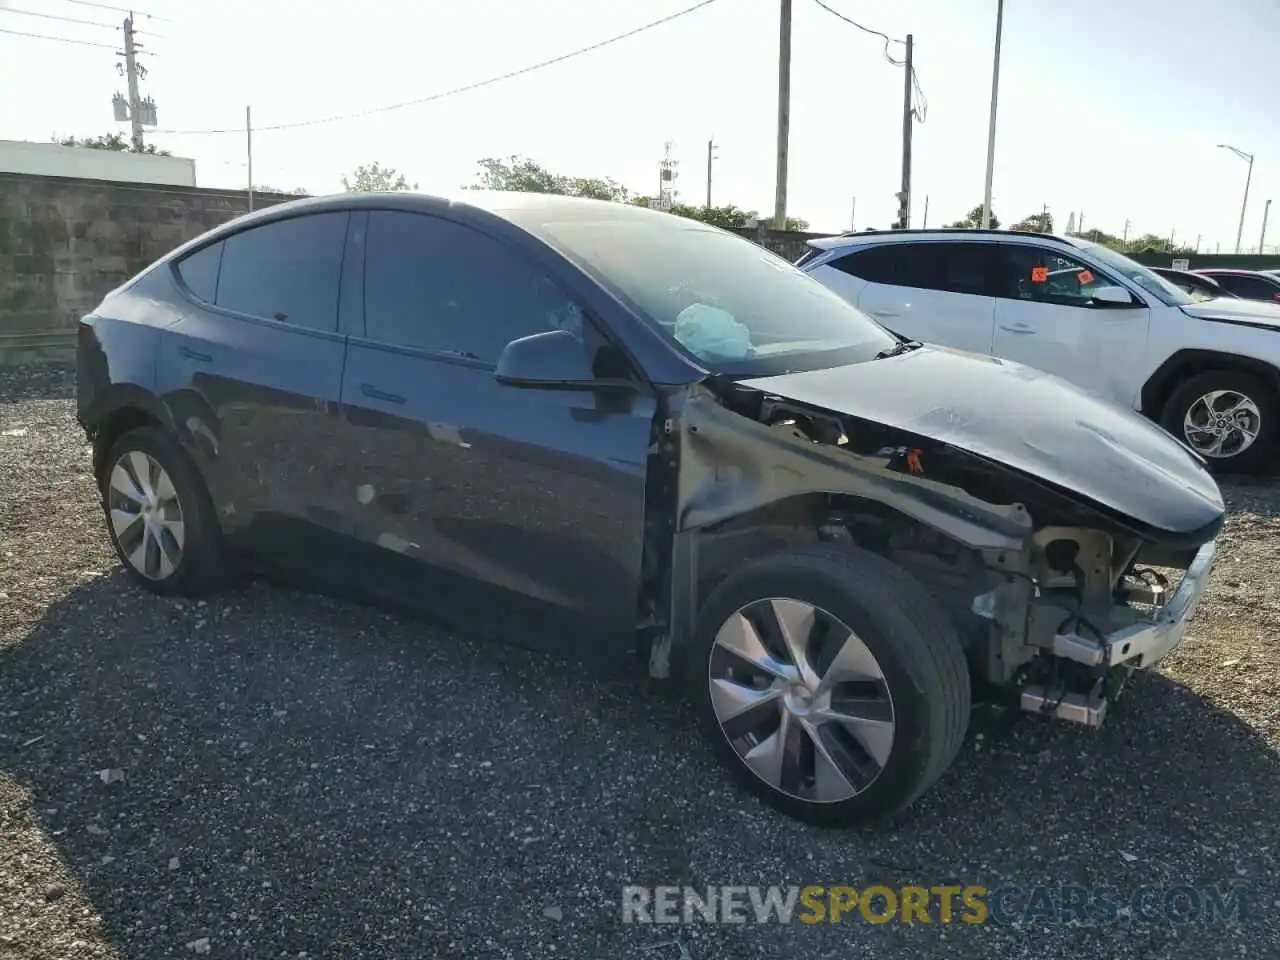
top-left (830, 241), bottom-right (999, 296)
top-left (1209, 274), bottom-right (1280, 300)
top-left (214, 212), bottom-right (349, 332)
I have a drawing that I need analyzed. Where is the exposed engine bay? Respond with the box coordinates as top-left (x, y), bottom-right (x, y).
top-left (651, 377), bottom-right (1220, 728)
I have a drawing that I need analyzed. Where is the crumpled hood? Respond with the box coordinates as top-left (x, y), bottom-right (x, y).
top-left (1182, 297), bottom-right (1280, 329)
top-left (741, 344), bottom-right (1225, 537)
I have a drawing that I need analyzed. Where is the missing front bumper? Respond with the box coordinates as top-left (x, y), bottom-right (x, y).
top-left (1050, 538), bottom-right (1217, 671)
top-left (1015, 538), bottom-right (1217, 726)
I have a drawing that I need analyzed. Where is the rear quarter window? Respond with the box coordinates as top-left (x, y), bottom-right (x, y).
top-left (174, 242), bottom-right (224, 302)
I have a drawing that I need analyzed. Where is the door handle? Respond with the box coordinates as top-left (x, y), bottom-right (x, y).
top-left (360, 383), bottom-right (406, 404)
top-left (870, 310), bottom-right (901, 319)
top-left (998, 324), bottom-right (1035, 335)
top-left (179, 345), bottom-right (212, 362)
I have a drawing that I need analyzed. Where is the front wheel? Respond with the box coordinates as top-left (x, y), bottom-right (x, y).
top-left (688, 545), bottom-right (971, 827)
top-left (1160, 370), bottom-right (1277, 472)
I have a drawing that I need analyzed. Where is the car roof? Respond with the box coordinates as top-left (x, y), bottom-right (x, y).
top-left (1153, 266), bottom-right (1216, 281)
top-left (142, 189), bottom-right (705, 276)
top-left (1194, 268), bottom-right (1277, 277)
top-left (805, 228), bottom-right (1073, 253)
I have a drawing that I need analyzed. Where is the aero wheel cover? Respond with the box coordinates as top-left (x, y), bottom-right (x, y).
top-left (107, 450), bottom-right (186, 580)
top-left (707, 598), bottom-right (896, 804)
top-left (1183, 389), bottom-right (1262, 459)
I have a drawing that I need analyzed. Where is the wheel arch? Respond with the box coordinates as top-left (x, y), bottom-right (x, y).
top-left (84, 386), bottom-right (173, 485)
top-left (655, 490), bottom-right (1011, 681)
top-left (1140, 349), bottom-right (1280, 419)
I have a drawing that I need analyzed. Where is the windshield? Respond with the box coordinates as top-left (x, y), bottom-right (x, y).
top-left (1070, 240), bottom-right (1193, 307)
top-left (529, 215), bottom-right (899, 375)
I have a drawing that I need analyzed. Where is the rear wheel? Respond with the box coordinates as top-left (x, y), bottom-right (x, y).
top-left (1160, 369), bottom-right (1277, 472)
top-left (688, 545), bottom-right (971, 826)
top-left (100, 426), bottom-right (228, 595)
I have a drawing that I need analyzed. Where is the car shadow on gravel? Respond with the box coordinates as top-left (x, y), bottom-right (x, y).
top-left (3, 571), bottom-right (1278, 959)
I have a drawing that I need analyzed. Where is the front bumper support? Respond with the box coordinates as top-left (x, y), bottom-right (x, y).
top-left (1050, 538), bottom-right (1217, 671)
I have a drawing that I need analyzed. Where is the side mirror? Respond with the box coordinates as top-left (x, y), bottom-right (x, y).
top-left (494, 329), bottom-right (638, 391)
top-left (494, 330), bottom-right (595, 388)
top-left (1091, 285), bottom-right (1136, 307)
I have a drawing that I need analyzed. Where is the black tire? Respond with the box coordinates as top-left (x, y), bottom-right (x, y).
top-left (99, 425), bottom-right (229, 596)
top-left (1160, 369), bottom-right (1277, 473)
top-left (687, 544), bottom-right (970, 827)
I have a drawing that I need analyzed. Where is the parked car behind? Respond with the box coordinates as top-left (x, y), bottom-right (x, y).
top-left (800, 229), bottom-right (1280, 470)
top-left (79, 194), bottom-right (1223, 826)
top-left (1150, 266), bottom-right (1237, 302)
top-left (1192, 268), bottom-right (1280, 304)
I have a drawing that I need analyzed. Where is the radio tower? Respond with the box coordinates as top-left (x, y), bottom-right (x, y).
top-left (657, 141), bottom-right (680, 211)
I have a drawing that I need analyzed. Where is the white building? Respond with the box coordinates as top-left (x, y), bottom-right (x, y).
top-left (0, 139), bottom-right (197, 186)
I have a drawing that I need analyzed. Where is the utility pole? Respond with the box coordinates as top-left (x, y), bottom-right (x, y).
top-left (1194, 233), bottom-right (1201, 253)
top-left (246, 105), bottom-right (254, 213)
top-left (1259, 199), bottom-right (1272, 254)
top-left (657, 141), bottom-right (679, 211)
top-left (773, 0), bottom-right (792, 230)
top-left (1168, 228), bottom-right (1176, 251)
top-left (705, 138), bottom-right (716, 211)
top-left (897, 33), bottom-right (914, 230)
top-left (1122, 219), bottom-right (1130, 248)
top-left (1218, 144), bottom-right (1254, 255)
top-left (122, 16), bottom-right (144, 151)
top-left (850, 196), bottom-right (857, 232)
top-left (921, 194), bottom-right (929, 229)
top-left (980, 0), bottom-right (1004, 229)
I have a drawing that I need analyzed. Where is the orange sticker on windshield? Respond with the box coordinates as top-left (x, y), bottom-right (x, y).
top-left (1077, 269), bottom-right (1095, 285)
top-left (1031, 266), bottom-right (1049, 283)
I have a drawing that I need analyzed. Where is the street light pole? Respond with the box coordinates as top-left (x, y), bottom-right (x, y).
top-left (980, 0), bottom-right (1004, 229)
top-left (1218, 143), bottom-right (1254, 255)
top-left (1259, 199), bottom-right (1272, 255)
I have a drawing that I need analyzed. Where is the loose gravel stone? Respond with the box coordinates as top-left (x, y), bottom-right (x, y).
top-left (2, 364), bottom-right (1278, 958)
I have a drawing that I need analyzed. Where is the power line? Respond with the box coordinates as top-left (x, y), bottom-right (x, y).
top-left (1, 6), bottom-right (118, 29)
top-left (52, 0), bottom-right (171, 22)
top-left (810, 0), bottom-right (927, 124)
top-left (810, 0), bottom-right (904, 64)
top-left (911, 66), bottom-right (927, 123)
top-left (153, 0), bottom-right (721, 136)
top-left (0, 25), bottom-right (117, 48)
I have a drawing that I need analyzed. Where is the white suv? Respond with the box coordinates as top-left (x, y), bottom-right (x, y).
top-left (799, 229), bottom-right (1280, 470)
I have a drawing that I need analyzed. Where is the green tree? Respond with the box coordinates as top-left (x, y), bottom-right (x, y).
top-left (256, 185), bottom-right (311, 196)
top-left (668, 203), bottom-right (808, 231)
top-left (468, 155), bottom-right (811, 229)
top-left (1010, 211), bottom-right (1053, 233)
top-left (948, 204), bottom-right (999, 230)
top-left (1077, 227), bottom-right (1123, 249)
top-left (469, 155), bottom-right (629, 202)
top-left (55, 132), bottom-right (171, 156)
top-left (343, 162), bottom-right (416, 193)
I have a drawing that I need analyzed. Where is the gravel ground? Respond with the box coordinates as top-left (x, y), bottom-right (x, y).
top-left (2, 364), bottom-right (1278, 960)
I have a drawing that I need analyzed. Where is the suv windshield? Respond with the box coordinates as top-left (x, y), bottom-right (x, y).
top-left (1068, 240), bottom-right (1194, 307)
top-left (526, 213), bottom-right (899, 375)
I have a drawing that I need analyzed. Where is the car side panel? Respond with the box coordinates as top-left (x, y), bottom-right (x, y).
top-left (153, 292), bottom-right (349, 559)
top-left (338, 344), bottom-right (656, 660)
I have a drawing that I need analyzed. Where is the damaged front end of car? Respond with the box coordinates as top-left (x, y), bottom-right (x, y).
top-left (647, 351), bottom-right (1225, 728)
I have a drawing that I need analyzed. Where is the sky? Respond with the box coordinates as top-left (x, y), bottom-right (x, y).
top-left (2, 0), bottom-right (1279, 252)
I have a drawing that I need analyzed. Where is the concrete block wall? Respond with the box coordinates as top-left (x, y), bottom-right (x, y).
top-left (0, 173), bottom-right (302, 365)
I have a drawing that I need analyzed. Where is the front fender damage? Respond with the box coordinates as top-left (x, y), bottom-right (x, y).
top-left (648, 381), bottom-right (1218, 729)
top-left (649, 382), bottom-right (1035, 682)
